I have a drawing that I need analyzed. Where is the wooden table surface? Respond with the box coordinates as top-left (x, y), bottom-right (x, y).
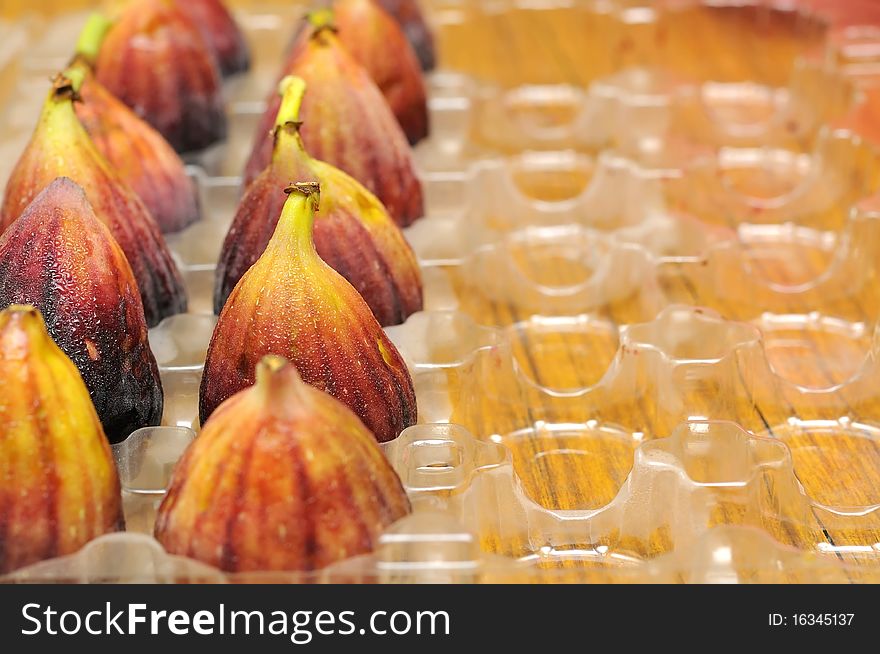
top-left (427, 1), bottom-right (880, 582)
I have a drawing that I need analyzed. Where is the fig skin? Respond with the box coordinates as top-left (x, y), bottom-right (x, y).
top-left (376, 0), bottom-right (436, 71)
top-left (178, 0), bottom-right (251, 77)
top-left (0, 304), bottom-right (123, 574)
top-left (0, 179), bottom-right (164, 443)
top-left (95, 0), bottom-right (227, 153)
top-left (70, 14), bottom-right (200, 234)
top-left (201, 183), bottom-right (417, 442)
top-left (244, 25), bottom-right (423, 227)
top-left (157, 355), bottom-right (410, 573)
top-left (216, 76), bottom-right (423, 326)
top-left (75, 68), bottom-right (201, 234)
top-left (0, 72), bottom-right (187, 327)
top-left (292, 2), bottom-right (429, 145)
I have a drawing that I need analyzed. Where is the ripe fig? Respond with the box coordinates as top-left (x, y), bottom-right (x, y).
top-left (0, 179), bottom-right (164, 443)
top-left (157, 355), bottom-right (410, 573)
top-left (177, 0), bottom-right (250, 77)
top-left (376, 0), bottom-right (436, 71)
top-left (216, 76), bottom-right (423, 326)
top-left (71, 14), bottom-right (200, 233)
top-left (0, 305), bottom-right (123, 574)
top-left (95, 0), bottom-right (227, 153)
top-left (201, 183), bottom-right (417, 442)
top-left (244, 21), bottom-right (423, 227)
top-left (293, 2), bottom-right (428, 145)
top-left (0, 72), bottom-right (187, 327)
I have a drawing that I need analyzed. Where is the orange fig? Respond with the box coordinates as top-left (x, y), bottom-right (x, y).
top-left (244, 21), bottom-right (423, 227)
top-left (0, 72), bottom-right (187, 327)
top-left (216, 76), bottom-right (423, 326)
top-left (0, 179), bottom-right (164, 442)
top-left (201, 183), bottom-right (417, 442)
top-left (157, 355), bottom-right (410, 572)
top-left (0, 305), bottom-right (123, 574)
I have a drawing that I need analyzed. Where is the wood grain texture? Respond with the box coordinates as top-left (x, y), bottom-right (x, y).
top-left (430, 1), bottom-right (880, 580)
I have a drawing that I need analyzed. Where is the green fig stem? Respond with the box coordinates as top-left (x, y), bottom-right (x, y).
top-left (270, 183), bottom-right (321, 260)
top-left (74, 14), bottom-right (113, 66)
top-left (306, 8), bottom-right (338, 34)
top-left (273, 76), bottom-right (307, 139)
top-left (272, 76), bottom-right (308, 160)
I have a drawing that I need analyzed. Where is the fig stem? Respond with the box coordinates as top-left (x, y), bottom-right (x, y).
top-left (52, 70), bottom-right (85, 100)
top-left (255, 356), bottom-right (311, 411)
top-left (306, 8), bottom-right (338, 34)
top-left (274, 76), bottom-right (307, 131)
top-left (74, 13), bottom-right (114, 66)
top-left (272, 183), bottom-right (321, 258)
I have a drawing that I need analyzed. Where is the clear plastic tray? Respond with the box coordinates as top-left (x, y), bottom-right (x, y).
top-left (3, 0), bottom-right (880, 583)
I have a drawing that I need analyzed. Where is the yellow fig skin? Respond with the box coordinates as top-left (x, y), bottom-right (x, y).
top-left (95, 0), bottom-right (227, 153)
top-left (72, 58), bottom-right (201, 234)
top-left (0, 74), bottom-right (188, 327)
top-left (201, 183), bottom-right (417, 442)
top-left (158, 356), bottom-right (410, 573)
top-left (216, 76), bottom-right (423, 326)
top-left (0, 305), bottom-right (123, 575)
top-left (244, 26), bottom-right (423, 227)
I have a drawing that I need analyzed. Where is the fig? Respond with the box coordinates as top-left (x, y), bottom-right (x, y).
top-left (200, 182), bottom-right (417, 442)
top-left (0, 71), bottom-right (187, 327)
top-left (71, 14), bottom-right (200, 234)
top-left (177, 0), bottom-right (250, 77)
top-left (244, 21), bottom-right (423, 227)
top-left (157, 355), bottom-right (410, 572)
top-left (95, 0), bottom-right (227, 153)
top-left (376, 0), bottom-right (436, 71)
top-left (0, 179), bottom-right (163, 443)
top-left (0, 305), bottom-right (123, 574)
top-left (293, 2), bottom-right (428, 145)
top-left (216, 76), bottom-right (423, 327)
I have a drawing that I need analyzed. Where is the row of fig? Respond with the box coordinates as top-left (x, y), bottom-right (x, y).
top-left (0, 303), bottom-right (407, 575)
top-left (0, 0), bottom-right (441, 575)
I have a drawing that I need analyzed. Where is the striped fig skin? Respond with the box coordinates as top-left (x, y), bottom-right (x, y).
top-left (244, 29), bottom-right (423, 227)
top-left (336, 0), bottom-right (428, 144)
top-left (158, 356), bottom-right (410, 573)
top-left (376, 0), bottom-right (436, 71)
top-left (95, 0), bottom-right (227, 153)
top-left (74, 63), bottom-right (200, 234)
top-left (178, 0), bottom-right (251, 77)
top-left (201, 185), bottom-right (417, 442)
top-left (0, 75), bottom-right (187, 327)
top-left (0, 305), bottom-right (123, 574)
top-left (0, 179), bottom-right (163, 443)
top-left (215, 81), bottom-right (423, 326)
top-left (217, 165), bottom-right (423, 325)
